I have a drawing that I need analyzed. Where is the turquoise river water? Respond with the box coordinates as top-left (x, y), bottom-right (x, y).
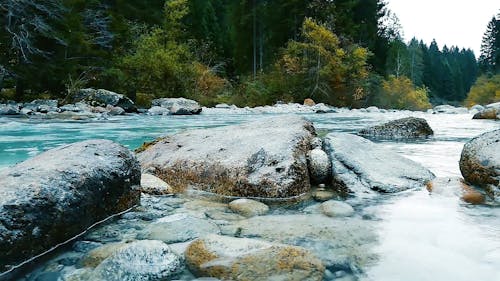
top-left (0, 110), bottom-right (499, 280)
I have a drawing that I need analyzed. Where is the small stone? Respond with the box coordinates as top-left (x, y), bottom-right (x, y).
top-left (304, 98), bottom-right (316, 106)
top-left (312, 189), bottom-right (335, 202)
top-left (228, 198), bottom-right (269, 217)
top-left (308, 148), bottom-right (331, 184)
top-left (320, 200), bottom-right (355, 217)
top-left (140, 173), bottom-right (173, 195)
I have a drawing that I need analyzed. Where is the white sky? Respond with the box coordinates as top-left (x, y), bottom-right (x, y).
top-left (387, 0), bottom-right (500, 57)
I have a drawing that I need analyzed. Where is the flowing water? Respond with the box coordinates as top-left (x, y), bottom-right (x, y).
top-left (0, 110), bottom-right (499, 280)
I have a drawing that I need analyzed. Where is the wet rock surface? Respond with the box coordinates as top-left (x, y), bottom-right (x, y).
top-left (460, 129), bottom-right (500, 200)
top-left (137, 116), bottom-right (315, 198)
top-left (185, 234), bottom-right (325, 281)
top-left (324, 133), bottom-right (435, 194)
top-left (359, 117), bottom-right (434, 139)
top-left (0, 139), bottom-right (140, 272)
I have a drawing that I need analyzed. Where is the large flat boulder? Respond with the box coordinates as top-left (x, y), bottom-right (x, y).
top-left (136, 116), bottom-right (315, 198)
top-left (185, 234), bottom-right (325, 281)
top-left (0, 140), bottom-right (141, 271)
top-left (359, 117), bottom-right (434, 139)
top-left (460, 129), bottom-right (500, 200)
top-left (324, 133), bottom-right (435, 194)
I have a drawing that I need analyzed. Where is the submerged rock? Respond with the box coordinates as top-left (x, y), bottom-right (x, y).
top-left (228, 198), bottom-right (269, 217)
top-left (324, 133), bottom-right (435, 194)
top-left (185, 234), bottom-right (325, 281)
top-left (359, 117), bottom-right (434, 139)
top-left (320, 200), bottom-right (355, 217)
top-left (460, 129), bottom-right (500, 200)
top-left (0, 140), bottom-right (141, 271)
top-left (151, 98), bottom-right (202, 115)
top-left (312, 189), bottom-right (336, 202)
top-left (228, 214), bottom-right (377, 271)
top-left (137, 116), bottom-right (315, 198)
top-left (138, 213), bottom-right (220, 243)
top-left (426, 177), bottom-right (485, 204)
top-left (91, 240), bottom-right (183, 281)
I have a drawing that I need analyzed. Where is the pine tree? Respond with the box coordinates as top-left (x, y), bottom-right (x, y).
top-left (479, 16), bottom-right (499, 74)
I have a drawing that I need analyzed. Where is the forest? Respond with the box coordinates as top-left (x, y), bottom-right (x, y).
top-left (0, 0), bottom-right (499, 109)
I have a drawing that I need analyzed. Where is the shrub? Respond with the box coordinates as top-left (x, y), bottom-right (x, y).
top-left (465, 74), bottom-right (500, 106)
top-left (375, 75), bottom-right (431, 111)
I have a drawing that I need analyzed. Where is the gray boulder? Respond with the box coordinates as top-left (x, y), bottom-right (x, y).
top-left (92, 240), bottom-right (183, 281)
top-left (151, 97), bottom-right (202, 115)
top-left (324, 133), bottom-right (435, 194)
top-left (433, 104), bottom-right (468, 114)
top-left (0, 140), bottom-right (141, 271)
top-left (0, 104), bottom-right (19, 115)
top-left (73, 88), bottom-right (136, 112)
top-left (473, 103), bottom-right (500, 120)
top-left (137, 116), bottom-right (315, 198)
top-left (22, 99), bottom-right (59, 113)
top-left (147, 106), bottom-right (170, 116)
top-left (359, 117), bottom-right (434, 139)
top-left (460, 129), bottom-right (500, 200)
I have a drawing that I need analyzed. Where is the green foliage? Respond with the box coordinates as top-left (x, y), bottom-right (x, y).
top-left (375, 75), bottom-right (432, 110)
top-left (273, 18), bottom-right (370, 107)
top-left (0, 0), bottom-right (484, 109)
top-left (465, 74), bottom-right (500, 106)
top-left (119, 27), bottom-right (193, 97)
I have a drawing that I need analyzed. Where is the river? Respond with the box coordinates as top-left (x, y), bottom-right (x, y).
top-left (0, 109), bottom-right (499, 280)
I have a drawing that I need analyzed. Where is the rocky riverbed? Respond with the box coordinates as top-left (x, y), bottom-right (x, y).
top-left (0, 101), bottom-right (499, 281)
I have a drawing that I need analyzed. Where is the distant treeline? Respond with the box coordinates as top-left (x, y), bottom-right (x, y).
top-left (0, 0), bottom-right (497, 108)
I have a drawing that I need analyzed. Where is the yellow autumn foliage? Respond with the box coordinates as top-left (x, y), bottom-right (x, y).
top-left (465, 74), bottom-right (500, 107)
top-left (377, 75), bottom-right (432, 111)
